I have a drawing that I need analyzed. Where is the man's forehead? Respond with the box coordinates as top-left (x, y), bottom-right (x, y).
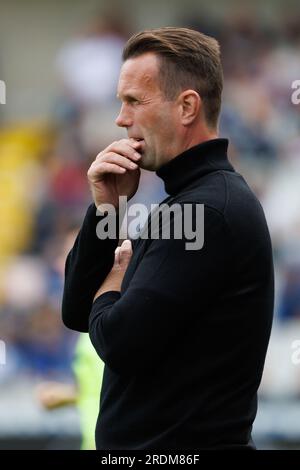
top-left (122, 52), bottom-right (159, 74)
top-left (118, 53), bottom-right (160, 90)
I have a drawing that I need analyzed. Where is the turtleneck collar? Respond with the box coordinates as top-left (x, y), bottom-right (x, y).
top-left (156, 138), bottom-right (232, 196)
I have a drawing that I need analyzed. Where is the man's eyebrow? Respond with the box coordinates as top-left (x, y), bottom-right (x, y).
top-left (117, 92), bottom-right (138, 102)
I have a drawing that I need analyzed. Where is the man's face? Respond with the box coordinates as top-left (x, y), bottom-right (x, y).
top-left (116, 53), bottom-right (181, 170)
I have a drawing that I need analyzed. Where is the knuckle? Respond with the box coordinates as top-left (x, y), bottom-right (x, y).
top-left (120, 246), bottom-right (132, 257)
top-left (108, 151), bottom-right (119, 160)
top-left (95, 154), bottom-right (105, 163)
top-left (87, 165), bottom-right (95, 177)
top-left (109, 152), bottom-right (118, 160)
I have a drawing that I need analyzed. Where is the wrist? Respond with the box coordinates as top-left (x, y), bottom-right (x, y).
top-left (94, 272), bottom-right (123, 301)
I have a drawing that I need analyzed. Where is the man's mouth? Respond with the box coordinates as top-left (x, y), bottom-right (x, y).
top-left (130, 138), bottom-right (145, 153)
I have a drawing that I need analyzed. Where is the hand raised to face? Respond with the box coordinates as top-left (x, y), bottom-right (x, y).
top-left (87, 139), bottom-right (143, 208)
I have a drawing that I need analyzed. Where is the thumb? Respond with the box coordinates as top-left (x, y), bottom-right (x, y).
top-left (118, 239), bottom-right (133, 268)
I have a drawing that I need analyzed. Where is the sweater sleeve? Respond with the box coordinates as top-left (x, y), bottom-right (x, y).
top-left (62, 203), bottom-right (119, 332)
top-left (89, 206), bottom-right (229, 374)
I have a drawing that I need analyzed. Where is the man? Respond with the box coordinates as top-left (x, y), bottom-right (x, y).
top-left (62, 27), bottom-right (274, 450)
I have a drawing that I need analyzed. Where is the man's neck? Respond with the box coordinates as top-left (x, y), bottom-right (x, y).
top-left (181, 130), bottom-right (219, 153)
top-left (165, 128), bottom-right (219, 166)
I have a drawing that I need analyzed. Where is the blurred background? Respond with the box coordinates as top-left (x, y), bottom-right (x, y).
top-left (1, 0), bottom-right (300, 450)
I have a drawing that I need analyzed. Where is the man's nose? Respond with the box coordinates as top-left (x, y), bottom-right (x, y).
top-left (115, 104), bottom-right (133, 128)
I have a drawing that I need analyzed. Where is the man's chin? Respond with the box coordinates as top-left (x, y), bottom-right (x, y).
top-left (138, 153), bottom-right (157, 171)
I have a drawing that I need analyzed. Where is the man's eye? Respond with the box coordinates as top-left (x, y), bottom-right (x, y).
top-left (125, 99), bottom-right (140, 107)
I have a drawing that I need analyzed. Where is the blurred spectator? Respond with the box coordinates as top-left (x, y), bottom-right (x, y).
top-left (55, 14), bottom-right (128, 109)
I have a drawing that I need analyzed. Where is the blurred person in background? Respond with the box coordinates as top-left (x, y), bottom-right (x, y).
top-left (56, 12), bottom-right (128, 111)
top-left (62, 27), bottom-right (274, 450)
top-left (54, 11), bottom-right (129, 155)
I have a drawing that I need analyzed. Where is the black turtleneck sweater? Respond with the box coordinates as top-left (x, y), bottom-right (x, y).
top-left (62, 138), bottom-right (274, 450)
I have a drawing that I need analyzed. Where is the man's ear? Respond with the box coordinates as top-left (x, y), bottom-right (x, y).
top-left (178, 90), bottom-right (201, 125)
